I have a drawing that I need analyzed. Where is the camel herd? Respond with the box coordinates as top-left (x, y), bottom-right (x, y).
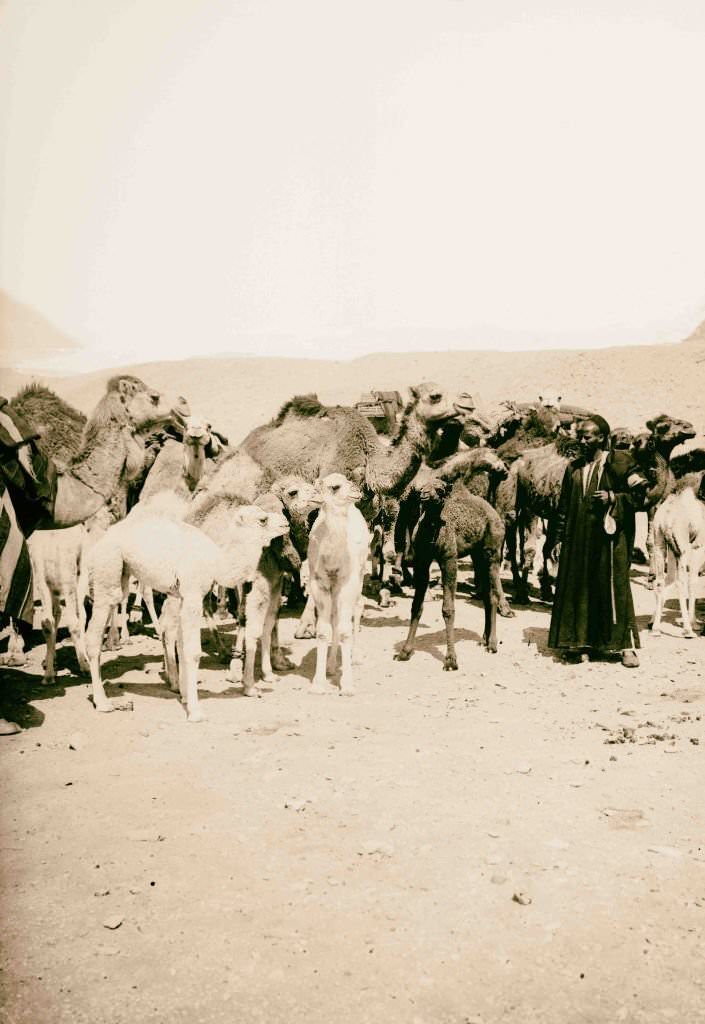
top-left (3, 374), bottom-right (705, 724)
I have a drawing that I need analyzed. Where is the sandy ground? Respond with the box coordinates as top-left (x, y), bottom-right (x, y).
top-left (2, 560), bottom-right (704, 1024)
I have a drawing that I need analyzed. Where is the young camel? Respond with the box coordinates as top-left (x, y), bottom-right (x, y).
top-left (127, 413), bottom-right (224, 637)
top-left (650, 479), bottom-right (705, 638)
top-left (395, 475), bottom-right (506, 669)
top-left (86, 501), bottom-right (288, 721)
top-left (229, 487), bottom-right (315, 696)
top-left (305, 473), bottom-right (370, 696)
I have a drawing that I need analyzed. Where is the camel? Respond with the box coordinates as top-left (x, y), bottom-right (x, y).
top-left (125, 413), bottom-right (226, 636)
top-left (27, 375), bottom-right (189, 528)
top-left (229, 485), bottom-right (317, 696)
top-left (4, 379), bottom-right (187, 678)
top-left (394, 473), bottom-right (507, 669)
top-left (303, 474), bottom-right (370, 696)
top-left (631, 414), bottom-right (697, 583)
top-left (86, 498), bottom-right (289, 721)
top-left (241, 384), bottom-right (463, 504)
top-left (650, 479), bottom-right (705, 638)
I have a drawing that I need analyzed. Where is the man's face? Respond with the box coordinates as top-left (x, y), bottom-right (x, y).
top-left (578, 421), bottom-right (603, 458)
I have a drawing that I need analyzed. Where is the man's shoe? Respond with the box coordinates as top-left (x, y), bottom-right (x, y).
top-left (621, 650), bottom-right (640, 668)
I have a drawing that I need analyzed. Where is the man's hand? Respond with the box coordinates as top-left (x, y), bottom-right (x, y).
top-left (593, 489), bottom-right (611, 507)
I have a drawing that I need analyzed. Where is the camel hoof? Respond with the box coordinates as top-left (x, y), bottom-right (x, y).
top-left (498, 604), bottom-right (515, 619)
top-left (41, 674), bottom-right (56, 687)
top-left (394, 650), bottom-right (412, 662)
top-left (241, 684), bottom-right (260, 698)
top-left (486, 643), bottom-right (498, 654)
top-left (94, 701), bottom-right (115, 714)
top-left (338, 687), bottom-right (354, 697)
top-left (683, 631), bottom-right (696, 640)
top-left (309, 682), bottom-right (329, 694)
top-left (128, 610), bottom-right (143, 625)
top-left (443, 656), bottom-right (458, 672)
top-left (271, 655), bottom-right (295, 673)
top-left (187, 709), bottom-right (207, 723)
top-left (260, 673), bottom-right (280, 685)
top-left (0, 719), bottom-right (22, 735)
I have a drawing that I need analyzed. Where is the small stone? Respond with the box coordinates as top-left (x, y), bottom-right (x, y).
top-left (102, 915), bottom-right (123, 930)
top-left (94, 888), bottom-right (110, 897)
top-left (126, 830), bottom-right (164, 843)
top-left (512, 892), bottom-right (532, 906)
top-left (691, 737), bottom-right (700, 746)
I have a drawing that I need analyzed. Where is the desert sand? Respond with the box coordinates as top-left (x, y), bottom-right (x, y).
top-left (1, 330), bottom-right (705, 1024)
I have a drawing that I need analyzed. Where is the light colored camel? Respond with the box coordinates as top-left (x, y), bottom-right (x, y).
top-left (127, 413), bottom-right (224, 637)
top-left (305, 473), bottom-right (370, 696)
top-left (86, 500), bottom-right (288, 721)
top-left (6, 380), bottom-right (187, 677)
top-left (650, 482), bottom-right (705, 638)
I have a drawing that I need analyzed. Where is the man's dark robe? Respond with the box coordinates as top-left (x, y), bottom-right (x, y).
top-left (548, 451), bottom-right (643, 653)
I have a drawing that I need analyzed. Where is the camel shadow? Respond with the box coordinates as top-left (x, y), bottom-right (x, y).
top-left (101, 653), bottom-right (163, 681)
top-left (522, 626), bottom-right (564, 663)
top-left (393, 626), bottom-right (483, 665)
top-left (0, 666), bottom-right (72, 731)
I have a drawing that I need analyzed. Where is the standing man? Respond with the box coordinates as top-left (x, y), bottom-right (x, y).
top-left (548, 415), bottom-right (647, 667)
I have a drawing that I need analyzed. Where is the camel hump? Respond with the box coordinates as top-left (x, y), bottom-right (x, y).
top-left (274, 394), bottom-right (326, 424)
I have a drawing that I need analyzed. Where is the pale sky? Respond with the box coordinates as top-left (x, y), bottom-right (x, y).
top-left (1, 0), bottom-right (705, 372)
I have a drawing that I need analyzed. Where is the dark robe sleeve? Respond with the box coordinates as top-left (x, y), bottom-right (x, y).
top-left (554, 465), bottom-right (575, 545)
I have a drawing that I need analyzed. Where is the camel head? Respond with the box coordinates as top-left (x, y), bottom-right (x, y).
top-left (311, 473), bottom-right (362, 510)
top-left (102, 375), bottom-right (190, 437)
top-left (409, 383), bottom-right (460, 426)
top-left (183, 414), bottom-right (225, 459)
top-left (610, 427), bottom-right (634, 451)
top-left (270, 475), bottom-right (319, 520)
top-left (537, 391), bottom-right (563, 410)
top-left (231, 504), bottom-right (290, 543)
top-left (645, 414), bottom-right (696, 456)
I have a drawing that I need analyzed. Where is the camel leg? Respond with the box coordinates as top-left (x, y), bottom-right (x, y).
top-left (677, 559), bottom-right (695, 638)
top-left (646, 509), bottom-right (656, 587)
top-left (160, 596), bottom-right (180, 692)
top-left (484, 556), bottom-right (502, 654)
top-left (85, 598), bottom-right (118, 713)
top-left (40, 591), bottom-right (61, 686)
top-left (142, 585), bottom-right (162, 636)
top-left (242, 592), bottom-right (267, 696)
top-left (215, 585), bottom-right (230, 621)
top-left (649, 538), bottom-right (666, 635)
top-left (337, 587), bottom-right (358, 696)
top-left (295, 594), bottom-right (317, 639)
top-left (260, 580), bottom-right (283, 685)
top-left (309, 583), bottom-right (333, 693)
top-left (439, 554), bottom-right (458, 671)
top-left (178, 596), bottom-right (206, 722)
top-left (395, 557), bottom-right (431, 662)
top-left (271, 619), bottom-right (295, 673)
top-left (128, 583), bottom-right (145, 626)
top-left (63, 588), bottom-right (89, 673)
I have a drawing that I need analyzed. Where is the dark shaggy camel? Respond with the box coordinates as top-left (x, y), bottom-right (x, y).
top-left (394, 476), bottom-right (507, 670)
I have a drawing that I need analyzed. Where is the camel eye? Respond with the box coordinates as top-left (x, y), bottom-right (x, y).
top-left (288, 489), bottom-right (298, 499)
top-left (429, 392), bottom-right (441, 403)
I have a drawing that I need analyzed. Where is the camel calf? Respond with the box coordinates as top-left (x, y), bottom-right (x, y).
top-left (650, 484), bottom-right (705, 638)
top-left (306, 473), bottom-right (370, 695)
top-left (86, 504), bottom-right (288, 721)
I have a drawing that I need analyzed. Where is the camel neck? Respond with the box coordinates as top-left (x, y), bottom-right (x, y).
top-left (70, 423), bottom-right (129, 500)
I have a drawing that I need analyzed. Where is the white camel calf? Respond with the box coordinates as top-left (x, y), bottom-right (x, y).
top-left (651, 484), bottom-right (705, 638)
top-left (86, 503), bottom-right (288, 721)
top-left (306, 473), bottom-right (370, 696)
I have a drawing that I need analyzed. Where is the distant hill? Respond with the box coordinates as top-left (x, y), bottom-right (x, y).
top-left (0, 290), bottom-right (81, 372)
top-left (4, 325), bottom-right (703, 446)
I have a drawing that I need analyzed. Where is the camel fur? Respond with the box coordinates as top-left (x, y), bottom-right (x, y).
top-left (86, 500), bottom-right (288, 721)
top-left (650, 481), bottom-right (705, 638)
top-left (305, 474), bottom-right (371, 696)
top-left (395, 475), bottom-right (506, 668)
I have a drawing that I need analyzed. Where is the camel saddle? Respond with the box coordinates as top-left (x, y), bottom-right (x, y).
top-left (0, 397), bottom-right (57, 534)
